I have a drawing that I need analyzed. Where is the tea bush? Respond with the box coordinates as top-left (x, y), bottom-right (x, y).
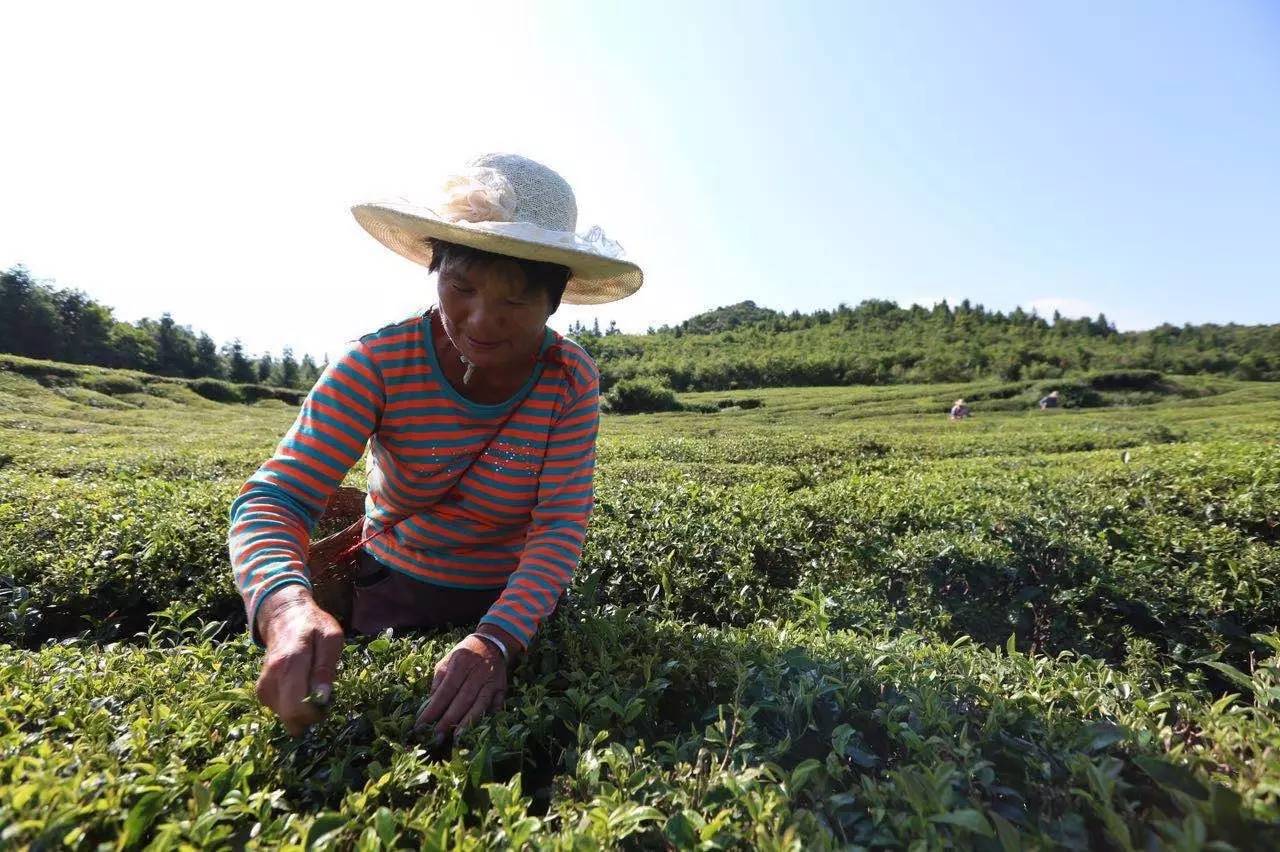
top-left (1, 359), bottom-right (1279, 846)
top-left (189, 378), bottom-right (243, 403)
top-left (1087, 369), bottom-right (1165, 391)
top-left (603, 378), bottom-right (683, 414)
top-left (2, 615), bottom-right (1278, 849)
top-left (82, 374), bottom-right (147, 396)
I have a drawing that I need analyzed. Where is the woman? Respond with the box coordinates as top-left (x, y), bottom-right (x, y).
top-left (228, 153), bottom-right (641, 738)
top-left (949, 398), bottom-right (970, 420)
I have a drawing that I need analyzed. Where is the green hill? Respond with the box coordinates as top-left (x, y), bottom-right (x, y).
top-left (576, 299), bottom-right (1280, 391)
top-left (7, 262), bottom-right (1279, 394)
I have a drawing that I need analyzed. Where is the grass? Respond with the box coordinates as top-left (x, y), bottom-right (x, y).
top-left (1, 359), bottom-right (1278, 848)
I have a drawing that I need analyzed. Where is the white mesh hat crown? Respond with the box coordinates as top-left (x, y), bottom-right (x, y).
top-left (352, 153), bottom-right (642, 305)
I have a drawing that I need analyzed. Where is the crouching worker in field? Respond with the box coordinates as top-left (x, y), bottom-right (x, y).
top-left (226, 154), bottom-right (641, 739)
top-left (949, 398), bottom-right (971, 420)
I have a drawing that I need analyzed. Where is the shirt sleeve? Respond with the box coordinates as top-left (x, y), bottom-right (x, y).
top-left (227, 341), bottom-right (385, 639)
top-left (478, 364), bottom-right (600, 648)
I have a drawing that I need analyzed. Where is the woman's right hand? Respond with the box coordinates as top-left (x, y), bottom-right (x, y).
top-left (254, 586), bottom-right (345, 736)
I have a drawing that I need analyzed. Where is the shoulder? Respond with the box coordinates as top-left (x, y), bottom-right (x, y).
top-left (551, 335), bottom-right (600, 396)
top-left (321, 314), bottom-right (425, 385)
top-left (357, 313), bottom-right (426, 352)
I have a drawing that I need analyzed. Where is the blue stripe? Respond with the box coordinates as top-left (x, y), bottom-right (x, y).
top-left (365, 353), bottom-right (425, 370)
top-left (515, 572), bottom-right (563, 602)
top-left (234, 529), bottom-right (302, 553)
top-left (531, 536), bottom-right (581, 563)
top-left (481, 608), bottom-right (535, 640)
top-left (409, 513), bottom-right (525, 544)
top-left (231, 483), bottom-right (317, 530)
top-left (301, 406), bottom-right (373, 448)
top-left (276, 438), bottom-right (349, 481)
top-left (251, 470), bottom-right (327, 516)
top-left (450, 481), bottom-right (535, 513)
top-left (309, 385), bottom-right (378, 429)
top-left (398, 521), bottom-right (524, 564)
top-left (330, 356), bottom-right (383, 395)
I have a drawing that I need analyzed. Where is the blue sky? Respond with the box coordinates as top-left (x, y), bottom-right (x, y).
top-left (2, 1), bottom-right (1277, 360)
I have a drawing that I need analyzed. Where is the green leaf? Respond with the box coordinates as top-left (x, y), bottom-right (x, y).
top-left (10, 784), bottom-right (37, 811)
top-left (664, 811), bottom-right (698, 849)
top-left (929, 809), bottom-right (995, 837)
top-left (990, 811), bottom-right (1022, 852)
top-left (1200, 661), bottom-right (1255, 692)
top-left (118, 791), bottom-right (165, 850)
top-left (1210, 784), bottom-right (1245, 833)
top-left (305, 812), bottom-right (348, 848)
top-left (1133, 756), bottom-right (1209, 801)
top-left (1081, 721), bottom-right (1126, 753)
top-left (374, 806), bottom-right (395, 846)
top-left (790, 758), bottom-right (823, 793)
top-left (1252, 632), bottom-right (1280, 654)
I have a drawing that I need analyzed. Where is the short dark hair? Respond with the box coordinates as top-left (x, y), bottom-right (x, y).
top-left (426, 238), bottom-right (571, 314)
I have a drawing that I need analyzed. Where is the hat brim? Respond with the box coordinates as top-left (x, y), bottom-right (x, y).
top-left (352, 203), bottom-right (643, 306)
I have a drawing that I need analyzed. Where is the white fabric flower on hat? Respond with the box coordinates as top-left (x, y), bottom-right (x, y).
top-left (434, 167), bottom-right (518, 224)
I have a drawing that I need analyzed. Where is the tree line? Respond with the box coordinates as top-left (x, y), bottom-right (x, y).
top-left (0, 266), bottom-right (324, 389)
top-left (4, 266), bottom-right (1277, 393)
top-left (573, 299), bottom-right (1280, 391)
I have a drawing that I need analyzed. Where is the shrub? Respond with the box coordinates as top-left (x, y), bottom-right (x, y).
top-left (1038, 380), bottom-right (1103, 408)
top-left (964, 382), bottom-right (1026, 402)
top-left (241, 384), bottom-right (303, 405)
top-left (188, 378), bottom-right (242, 403)
top-left (82, 375), bottom-right (145, 396)
top-left (1, 359), bottom-right (81, 381)
top-left (1087, 369), bottom-right (1165, 391)
top-left (604, 378), bottom-right (682, 414)
top-left (717, 397), bottom-right (765, 410)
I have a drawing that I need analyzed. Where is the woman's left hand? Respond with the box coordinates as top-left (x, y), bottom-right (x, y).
top-left (415, 633), bottom-right (507, 739)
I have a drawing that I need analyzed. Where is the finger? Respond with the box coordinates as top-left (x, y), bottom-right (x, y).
top-left (276, 644), bottom-right (322, 734)
top-left (437, 672), bottom-right (487, 734)
top-left (431, 656), bottom-right (451, 690)
top-left (454, 685), bottom-right (497, 735)
top-left (489, 687), bottom-right (507, 714)
top-left (255, 666), bottom-right (277, 710)
top-left (309, 623), bottom-right (344, 696)
top-left (258, 650), bottom-right (320, 736)
top-left (418, 655), bottom-right (469, 726)
top-left (255, 651), bottom-right (291, 714)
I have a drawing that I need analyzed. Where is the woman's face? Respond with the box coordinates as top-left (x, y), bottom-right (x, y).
top-left (436, 257), bottom-right (553, 374)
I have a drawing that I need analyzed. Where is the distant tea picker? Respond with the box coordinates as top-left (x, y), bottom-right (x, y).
top-left (227, 153), bottom-right (642, 739)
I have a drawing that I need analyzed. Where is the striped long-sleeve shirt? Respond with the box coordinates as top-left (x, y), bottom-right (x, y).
top-left (227, 311), bottom-right (600, 647)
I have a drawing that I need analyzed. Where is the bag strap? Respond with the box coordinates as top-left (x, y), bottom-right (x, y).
top-left (330, 328), bottom-right (572, 566)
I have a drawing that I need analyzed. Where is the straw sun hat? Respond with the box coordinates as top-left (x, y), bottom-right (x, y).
top-left (352, 153), bottom-right (642, 305)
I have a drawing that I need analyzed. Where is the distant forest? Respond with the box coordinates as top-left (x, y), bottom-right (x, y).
top-left (3, 265), bottom-right (1277, 393)
top-left (569, 299), bottom-right (1280, 391)
top-left (0, 266), bottom-right (324, 389)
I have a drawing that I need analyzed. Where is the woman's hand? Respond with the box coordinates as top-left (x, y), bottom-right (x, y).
top-left (415, 632), bottom-right (508, 739)
top-left (254, 586), bottom-right (345, 736)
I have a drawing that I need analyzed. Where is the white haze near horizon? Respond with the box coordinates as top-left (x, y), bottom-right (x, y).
top-left (2, 2), bottom-right (1278, 362)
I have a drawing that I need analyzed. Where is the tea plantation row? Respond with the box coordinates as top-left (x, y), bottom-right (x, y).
top-left (1, 363), bottom-right (1279, 847)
